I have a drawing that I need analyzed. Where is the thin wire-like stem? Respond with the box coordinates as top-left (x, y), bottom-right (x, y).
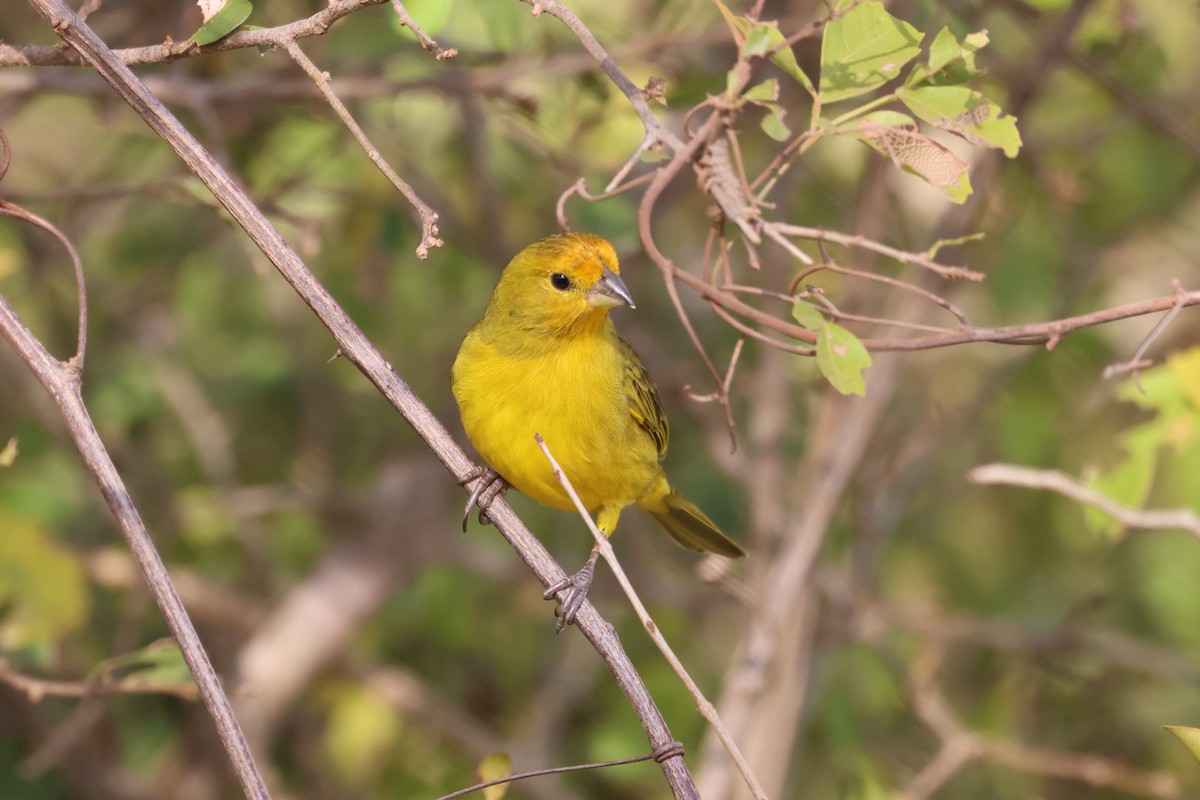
top-left (390, 0), bottom-right (458, 59)
top-left (435, 750), bottom-right (667, 800)
top-left (534, 435), bottom-right (769, 800)
top-left (1101, 278), bottom-right (1188, 389)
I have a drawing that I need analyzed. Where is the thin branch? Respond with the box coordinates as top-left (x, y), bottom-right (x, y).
top-left (968, 463), bottom-right (1200, 539)
top-left (0, 657), bottom-right (199, 702)
top-left (0, 203), bottom-right (88, 371)
top-left (534, 434), bottom-right (768, 800)
top-left (2, 0), bottom-right (388, 67)
top-left (1102, 278), bottom-right (1188, 389)
top-left (278, 39), bottom-right (441, 258)
top-left (900, 646), bottom-right (1181, 800)
top-left (770, 222), bottom-right (983, 280)
top-left (0, 130), bottom-right (88, 371)
top-left (791, 261), bottom-right (972, 327)
top-left (390, 0), bottom-right (459, 60)
top-left (518, 0), bottom-right (682, 149)
top-left (435, 749), bottom-right (668, 800)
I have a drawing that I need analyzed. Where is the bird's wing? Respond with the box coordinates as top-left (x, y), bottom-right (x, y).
top-left (618, 335), bottom-right (669, 460)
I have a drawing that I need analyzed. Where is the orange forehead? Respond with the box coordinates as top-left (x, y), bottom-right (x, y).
top-left (528, 233), bottom-right (620, 285)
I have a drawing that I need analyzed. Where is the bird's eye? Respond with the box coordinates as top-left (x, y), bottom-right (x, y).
top-left (550, 273), bottom-right (572, 291)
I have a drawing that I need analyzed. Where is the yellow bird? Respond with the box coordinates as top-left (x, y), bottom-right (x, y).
top-left (452, 233), bottom-right (745, 622)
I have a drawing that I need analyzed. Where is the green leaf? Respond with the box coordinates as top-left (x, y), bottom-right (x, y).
top-left (762, 22), bottom-right (815, 94)
top-left (742, 23), bottom-right (772, 57)
top-left (816, 322), bottom-right (872, 396)
top-left (897, 85), bottom-right (1022, 157)
top-left (745, 78), bottom-right (780, 103)
top-left (792, 299), bottom-right (825, 329)
top-left (819, 1), bottom-right (923, 103)
top-left (190, 0), bottom-right (253, 47)
top-left (857, 112), bottom-right (973, 202)
top-left (1084, 355), bottom-right (1200, 536)
top-left (927, 27), bottom-right (962, 73)
top-left (478, 753), bottom-right (513, 800)
top-left (1165, 726), bottom-right (1200, 763)
top-left (920, 27), bottom-right (987, 84)
top-left (760, 104), bottom-right (791, 141)
top-left (711, 0), bottom-right (746, 42)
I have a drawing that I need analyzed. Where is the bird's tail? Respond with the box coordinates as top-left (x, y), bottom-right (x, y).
top-left (647, 490), bottom-right (746, 558)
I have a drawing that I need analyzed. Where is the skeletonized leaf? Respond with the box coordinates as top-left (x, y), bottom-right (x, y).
top-left (858, 113), bottom-right (972, 203)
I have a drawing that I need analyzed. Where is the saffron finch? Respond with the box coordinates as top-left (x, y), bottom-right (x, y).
top-left (452, 233), bottom-right (745, 621)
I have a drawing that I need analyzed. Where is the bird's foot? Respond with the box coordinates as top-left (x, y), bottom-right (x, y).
top-left (543, 545), bottom-right (600, 632)
top-left (459, 467), bottom-right (508, 532)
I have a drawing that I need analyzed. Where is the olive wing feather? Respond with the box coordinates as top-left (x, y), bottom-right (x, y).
top-left (617, 335), bottom-right (669, 460)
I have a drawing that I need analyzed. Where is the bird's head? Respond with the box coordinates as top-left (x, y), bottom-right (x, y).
top-left (488, 233), bottom-right (634, 337)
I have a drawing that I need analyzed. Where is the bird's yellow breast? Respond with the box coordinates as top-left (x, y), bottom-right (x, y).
top-left (452, 322), bottom-right (662, 514)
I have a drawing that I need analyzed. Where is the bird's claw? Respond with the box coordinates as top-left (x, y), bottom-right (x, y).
top-left (460, 467), bottom-right (508, 532)
top-left (543, 546), bottom-right (600, 632)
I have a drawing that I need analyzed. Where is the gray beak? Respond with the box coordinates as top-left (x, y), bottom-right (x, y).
top-left (587, 267), bottom-right (635, 309)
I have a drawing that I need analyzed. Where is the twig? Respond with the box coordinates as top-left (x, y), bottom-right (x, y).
top-left (0, 130), bottom-right (87, 371)
top-left (24, 2), bottom-right (701, 796)
top-left (518, 0), bottom-right (682, 150)
top-left (0, 657), bottom-right (198, 702)
top-left (791, 261), bottom-right (972, 327)
top-left (1101, 278), bottom-right (1188, 390)
top-left (278, 39), bottom-right (442, 259)
top-left (534, 434), bottom-right (768, 800)
top-left (968, 463), bottom-right (1200, 539)
top-left (390, 0), bottom-right (458, 60)
top-left (435, 749), bottom-right (670, 800)
top-left (900, 646), bottom-right (1181, 800)
top-left (770, 222), bottom-right (983, 280)
top-left (2, 0), bottom-right (389, 67)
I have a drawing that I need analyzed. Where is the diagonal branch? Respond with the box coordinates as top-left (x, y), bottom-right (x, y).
top-left (0, 290), bottom-right (270, 799)
top-left (968, 463), bottom-right (1200, 540)
top-left (535, 434), bottom-right (767, 800)
top-left (23, 1), bottom-right (701, 796)
top-left (278, 39), bottom-right (441, 258)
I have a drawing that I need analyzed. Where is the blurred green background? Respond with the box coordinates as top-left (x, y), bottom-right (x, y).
top-left (2, 0), bottom-right (1200, 798)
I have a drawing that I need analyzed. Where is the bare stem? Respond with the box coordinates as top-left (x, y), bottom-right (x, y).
top-left (279, 39), bottom-right (441, 258)
top-left (969, 463), bottom-right (1200, 539)
top-left (534, 435), bottom-right (768, 800)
